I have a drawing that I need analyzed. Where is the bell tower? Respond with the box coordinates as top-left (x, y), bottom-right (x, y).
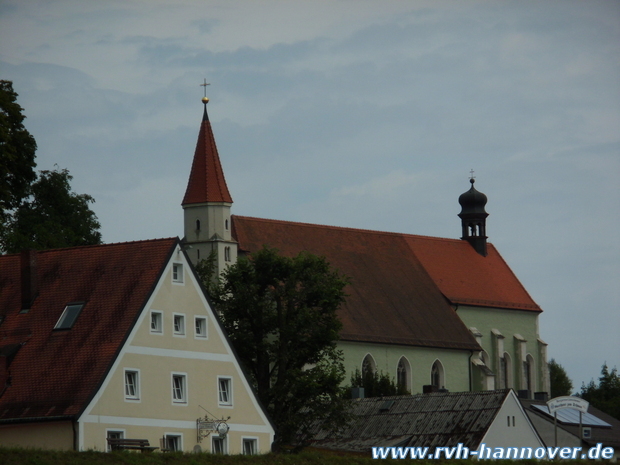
top-left (458, 174), bottom-right (489, 256)
top-left (182, 91), bottom-right (237, 275)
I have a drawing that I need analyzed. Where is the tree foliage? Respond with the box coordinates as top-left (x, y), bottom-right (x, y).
top-left (548, 358), bottom-right (574, 398)
top-left (2, 168), bottom-right (102, 252)
top-left (0, 81), bottom-right (101, 252)
top-left (0, 80), bottom-right (37, 221)
top-left (199, 246), bottom-right (351, 449)
top-left (578, 363), bottom-right (620, 420)
top-left (350, 368), bottom-right (409, 398)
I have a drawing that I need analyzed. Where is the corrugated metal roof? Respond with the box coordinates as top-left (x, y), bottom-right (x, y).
top-left (310, 390), bottom-right (510, 453)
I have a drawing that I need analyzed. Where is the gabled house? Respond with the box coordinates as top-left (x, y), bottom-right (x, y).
top-left (308, 389), bottom-right (544, 455)
top-left (181, 97), bottom-right (549, 397)
top-left (0, 239), bottom-right (274, 453)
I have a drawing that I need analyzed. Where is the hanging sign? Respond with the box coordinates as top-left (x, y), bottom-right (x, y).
top-left (547, 396), bottom-right (589, 414)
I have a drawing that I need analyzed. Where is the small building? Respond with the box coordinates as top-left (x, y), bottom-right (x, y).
top-left (309, 389), bottom-right (544, 456)
top-left (0, 239), bottom-right (274, 453)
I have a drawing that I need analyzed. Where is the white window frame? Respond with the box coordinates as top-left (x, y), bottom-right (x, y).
top-left (172, 263), bottom-right (184, 284)
top-left (123, 368), bottom-right (140, 402)
top-left (106, 429), bottom-right (125, 452)
top-left (195, 316), bottom-right (208, 339)
top-left (150, 310), bottom-right (163, 335)
top-left (218, 376), bottom-right (233, 407)
top-left (212, 435), bottom-right (228, 454)
top-left (172, 372), bottom-right (188, 405)
top-left (242, 437), bottom-right (258, 455)
top-left (164, 433), bottom-right (183, 452)
top-left (173, 313), bottom-right (186, 337)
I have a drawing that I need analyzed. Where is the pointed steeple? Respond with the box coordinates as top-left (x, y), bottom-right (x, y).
top-left (182, 95), bottom-right (237, 273)
top-left (182, 98), bottom-right (233, 205)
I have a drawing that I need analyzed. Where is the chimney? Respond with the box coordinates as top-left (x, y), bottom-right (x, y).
top-left (20, 250), bottom-right (38, 311)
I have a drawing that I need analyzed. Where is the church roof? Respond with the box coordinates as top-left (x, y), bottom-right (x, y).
top-left (182, 103), bottom-right (233, 205)
top-left (232, 216), bottom-right (481, 351)
top-left (0, 238), bottom-right (177, 422)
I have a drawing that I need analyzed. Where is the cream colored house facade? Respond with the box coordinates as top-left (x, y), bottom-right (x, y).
top-left (78, 247), bottom-right (273, 453)
top-left (0, 239), bottom-right (274, 453)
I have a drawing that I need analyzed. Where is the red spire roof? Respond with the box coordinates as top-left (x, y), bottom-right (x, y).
top-left (182, 103), bottom-right (233, 205)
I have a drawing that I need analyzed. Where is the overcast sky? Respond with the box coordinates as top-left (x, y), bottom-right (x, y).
top-left (1, 0), bottom-right (618, 390)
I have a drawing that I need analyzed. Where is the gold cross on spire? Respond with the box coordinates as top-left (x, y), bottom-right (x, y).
top-left (200, 79), bottom-right (210, 103)
top-left (469, 169), bottom-right (475, 180)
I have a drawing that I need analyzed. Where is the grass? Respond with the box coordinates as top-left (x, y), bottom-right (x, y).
top-left (0, 448), bottom-right (596, 465)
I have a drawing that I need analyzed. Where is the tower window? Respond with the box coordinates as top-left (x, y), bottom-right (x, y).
top-left (225, 219), bottom-right (229, 230)
top-left (196, 219), bottom-right (201, 231)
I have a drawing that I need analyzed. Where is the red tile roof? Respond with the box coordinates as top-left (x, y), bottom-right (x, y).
top-left (0, 238), bottom-right (177, 422)
top-left (182, 105), bottom-right (233, 205)
top-left (232, 216), bottom-right (480, 351)
top-left (405, 235), bottom-right (541, 311)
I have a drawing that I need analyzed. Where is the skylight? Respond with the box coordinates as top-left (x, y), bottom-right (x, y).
top-left (532, 405), bottom-right (611, 427)
top-left (54, 303), bottom-right (84, 330)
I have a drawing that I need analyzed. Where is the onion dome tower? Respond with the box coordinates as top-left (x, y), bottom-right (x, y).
top-left (182, 91), bottom-right (236, 274)
top-left (458, 176), bottom-right (489, 256)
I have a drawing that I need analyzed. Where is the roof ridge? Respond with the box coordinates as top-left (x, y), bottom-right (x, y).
top-left (4, 237), bottom-right (179, 257)
top-left (232, 215), bottom-right (477, 243)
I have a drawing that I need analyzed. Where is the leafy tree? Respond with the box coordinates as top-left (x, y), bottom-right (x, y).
top-left (548, 358), bottom-right (573, 398)
top-left (0, 81), bottom-right (102, 253)
top-left (2, 168), bottom-right (101, 252)
top-left (0, 80), bottom-right (37, 222)
top-left (350, 368), bottom-right (409, 398)
top-left (578, 363), bottom-right (620, 420)
top-left (199, 246), bottom-right (350, 450)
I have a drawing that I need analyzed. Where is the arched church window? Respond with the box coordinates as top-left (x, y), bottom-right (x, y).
top-left (524, 354), bottom-right (535, 393)
top-left (431, 360), bottom-right (445, 389)
top-left (225, 219), bottom-right (229, 230)
top-left (501, 352), bottom-right (512, 389)
top-left (362, 354), bottom-right (376, 378)
top-left (196, 219), bottom-right (201, 231)
top-left (397, 357), bottom-right (411, 393)
top-left (224, 247), bottom-right (230, 262)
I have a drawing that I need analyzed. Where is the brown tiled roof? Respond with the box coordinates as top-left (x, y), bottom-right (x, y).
top-left (0, 238), bottom-right (177, 422)
top-left (232, 216), bottom-right (480, 351)
top-left (182, 105), bottom-right (233, 205)
top-left (405, 235), bottom-right (541, 311)
top-left (310, 390), bottom-right (512, 453)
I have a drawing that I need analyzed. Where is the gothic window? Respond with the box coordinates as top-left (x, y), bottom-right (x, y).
top-left (431, 360), bottom-right (445, 389)
top-left (362, 354), bottom-right (376, 378)
top-left (502, 352), bottom-right (512, 389)
top-left (397, 357), bottom-right (410, 392)
top-left (525, 354), bottom-right (535, 393)
top-left (196, 219), bottom-right (201, 231)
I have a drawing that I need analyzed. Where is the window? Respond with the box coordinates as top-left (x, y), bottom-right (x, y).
top-left (150, 311), bottom-right (163, 334)
top-left (242, 438), bottom-right (257, 455)
top-left (224, 246), bottom-right (230, 262)
top-left (106, 430), bottom-right (124, 452)
top-left (431, 360), bottom-right (445, 389)
top-left (172, 373), bottom-right (187, 403)
top-left (397, 357), bottom-right (411, 393)
top-left (196, 219), bottom-right (201, 231)
top-left (173, 314), bottom-right (185, 336)
top-left (54, 303), bottom-right (84, 329)
top-left (124, 369), bottom-right (140, 401)
top-left (218, 377), bottom-right (232, 406)
top-left (164, 434), bottom-right (182, 451)
top-left (212, 436), bottom-right (227, 454)
top-left (195, 317), bottom-right (207, 338)
top-left (172, 263), bottom-right (183, 283)
top-left (362, 354), bottom-right (376, 378)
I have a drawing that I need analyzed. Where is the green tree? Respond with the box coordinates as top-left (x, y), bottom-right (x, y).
top-left (549, 358), bottom-right (574, 398)
top-left (2, 168), bottom-right (102, 252)
top-left (1, 81), bottom-right (102, 253)
top-left (200, 247), bottom-right (350, 450)
top-left (0, 80), bottom-right (37, 222)
top-left (578, 363), bottom-right (620, 420)
top-left (350, 368), bottom-right (409, 398)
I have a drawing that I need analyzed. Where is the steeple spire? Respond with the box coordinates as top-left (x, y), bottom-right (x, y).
top-left (182, 97), bottom-right (232, 205)
top-left (182, 91), bottom-right (237, 273)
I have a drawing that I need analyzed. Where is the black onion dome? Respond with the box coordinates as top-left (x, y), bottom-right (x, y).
top-left (458, 178), bottom-right (488, 215)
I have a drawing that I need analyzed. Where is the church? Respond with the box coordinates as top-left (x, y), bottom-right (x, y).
top-left (181, 96), bottom-right (550, 398)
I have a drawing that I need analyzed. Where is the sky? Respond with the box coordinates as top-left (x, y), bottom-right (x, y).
top-left (1, 0), bottom-right (618, 390)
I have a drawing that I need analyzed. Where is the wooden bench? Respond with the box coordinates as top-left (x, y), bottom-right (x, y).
top-left (107, 438), bottom-right (159, 452)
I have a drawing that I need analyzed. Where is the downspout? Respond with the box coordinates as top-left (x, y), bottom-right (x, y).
top-left (469, 350), bottom-right (474, 392)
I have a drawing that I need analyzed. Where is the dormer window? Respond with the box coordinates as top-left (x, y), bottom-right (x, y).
top-left (54, 303), bottom-right (84, 330)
